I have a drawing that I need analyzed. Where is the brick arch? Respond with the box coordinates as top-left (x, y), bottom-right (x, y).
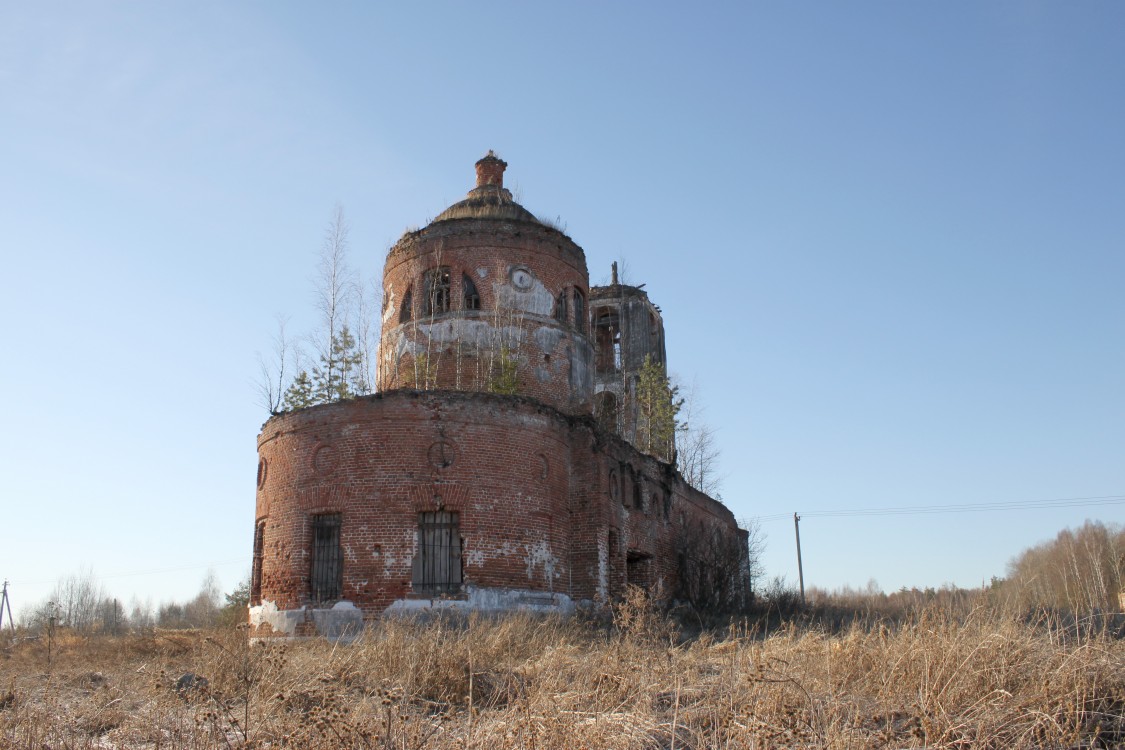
top-left (409, 483), bottom-right (469, 513)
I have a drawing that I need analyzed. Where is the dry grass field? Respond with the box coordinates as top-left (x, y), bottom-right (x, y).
top-left (2, 592), bottom-right (1122, 749)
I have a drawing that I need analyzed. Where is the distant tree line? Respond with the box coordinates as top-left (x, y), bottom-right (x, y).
top-left (996, 519), bottom-right (1124, 614)
top-left (19, 570), bottom-right (249, 635)
top-left (788, 520), bottom-right (1124, 624)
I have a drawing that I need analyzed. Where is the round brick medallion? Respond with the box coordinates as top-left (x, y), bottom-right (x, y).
top-left (256, 458), bottom-right (268, 489)
top-left (428, 441), bottom-right (456, 469)
top-left (313, 444), bottom-right (337, 475)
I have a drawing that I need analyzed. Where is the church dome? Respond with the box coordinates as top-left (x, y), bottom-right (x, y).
top-left (432, 151), bottom-right (541, 224)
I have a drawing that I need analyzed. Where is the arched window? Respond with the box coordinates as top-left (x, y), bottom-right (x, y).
top-left (596, 391), bottom-right (618, 432)
top-left (462, 273), bottom-right (481, 310)
top-left (573, 288), bottom-right (586, 333)
top-left (594, 307), bottom-right (620, 373)
top-left (400, 287), bottom-right (413, 323)
top-left (554, 289), bottom-right (568, 323)
top-left (423, 267), bottom-right (451, 316)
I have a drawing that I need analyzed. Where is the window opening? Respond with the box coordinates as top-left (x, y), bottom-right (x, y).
top-left (400, 287), bottom-right (413, 323)
top-left (462, 273), bottom-right (481, 310)
top-left (620, 464), bottom-right (631, 508)
top-left (627, 551), bottom-right (652, 589)
top-left (573, 289), bottom-right (586, 333)
top-left (423, 267), bottom-right (452, 316)
top-left (594, 308), bottom-right (620, 373)
top-left (310, 514), bottom-right (342, 604)
top-left (596, 391), bottom-right (618, 432)
top-left (633, 474), bottom-right (644, 511)
top-left (554, 289), bottom-right (568, 323)
top-left (412, 511), bottom-right (462, 595)
top-left (250, 521), bottom-right (265, 606)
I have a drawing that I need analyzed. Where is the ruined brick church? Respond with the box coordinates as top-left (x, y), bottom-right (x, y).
top-left (250, 153), bottom-right (749, 638)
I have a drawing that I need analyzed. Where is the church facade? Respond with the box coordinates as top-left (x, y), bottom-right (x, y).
top-left (249, 154), bottom-right (748, 638)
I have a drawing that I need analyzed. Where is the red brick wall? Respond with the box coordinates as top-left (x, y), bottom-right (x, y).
top-left (254, 390), bottom-right (745, 618)
top-left (377, 220), bottom-right (595, 415)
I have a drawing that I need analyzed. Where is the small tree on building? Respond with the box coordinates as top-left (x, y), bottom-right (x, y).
top-left (635, 354), bottom-right (681, 462)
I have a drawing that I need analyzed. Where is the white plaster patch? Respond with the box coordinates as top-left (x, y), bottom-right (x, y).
top-left (384, 586), bottom-right (575, 617)
top-left (597, 538), bottom-right (608, 602)
top-left (532, 325), bottom-right (564, 353)
top-left (494, 277), bottom-right (554, 316)
top-left (382, 286), bottom-right (398, 327)
top-left (476, 267), bottom-right (488, 279)
top-left (417, 318), bottom-right (523, 349)
top-left (524, 539), bottom-right (559, 585)
top-left (248, 599), bottom-right (363, 642)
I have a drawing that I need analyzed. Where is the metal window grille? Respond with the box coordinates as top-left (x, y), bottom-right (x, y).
top-left (412, 511), bottom-right (462, 595)
top-left (573, 289), bottom-right (586, 333)
top-left (310, 514), bottom-right (342, 603)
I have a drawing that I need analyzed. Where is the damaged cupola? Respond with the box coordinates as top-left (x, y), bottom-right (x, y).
top-left (377, 152), bottom-right (595, 413)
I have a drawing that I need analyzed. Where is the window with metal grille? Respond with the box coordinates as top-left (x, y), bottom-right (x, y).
top-left (554, 289), bottom-right (568, 323)
top-left (412, 511), bottom-right (462, 595)
top-left (310, 514), bottom-right (342, 603)
top-left (462, 273), bottom-right (481, 310)
top-left (250, 521), bottom-right (265, 606)
top-left (423, 267), bottom-right (452, 316)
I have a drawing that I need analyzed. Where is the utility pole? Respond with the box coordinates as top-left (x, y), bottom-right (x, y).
top-left (793, 513), bottom-right (806, 604)
top-left (47, 602), bottom-right (57, 670)
top-left (0, 580), bottom-right (13, 631)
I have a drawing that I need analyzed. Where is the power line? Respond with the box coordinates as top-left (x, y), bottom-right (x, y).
top-left (750, 493), bottom-right (1125, 524)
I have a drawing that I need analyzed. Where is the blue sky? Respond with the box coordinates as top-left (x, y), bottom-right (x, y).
top-left (1, 2), bottom-right (1121, 615)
